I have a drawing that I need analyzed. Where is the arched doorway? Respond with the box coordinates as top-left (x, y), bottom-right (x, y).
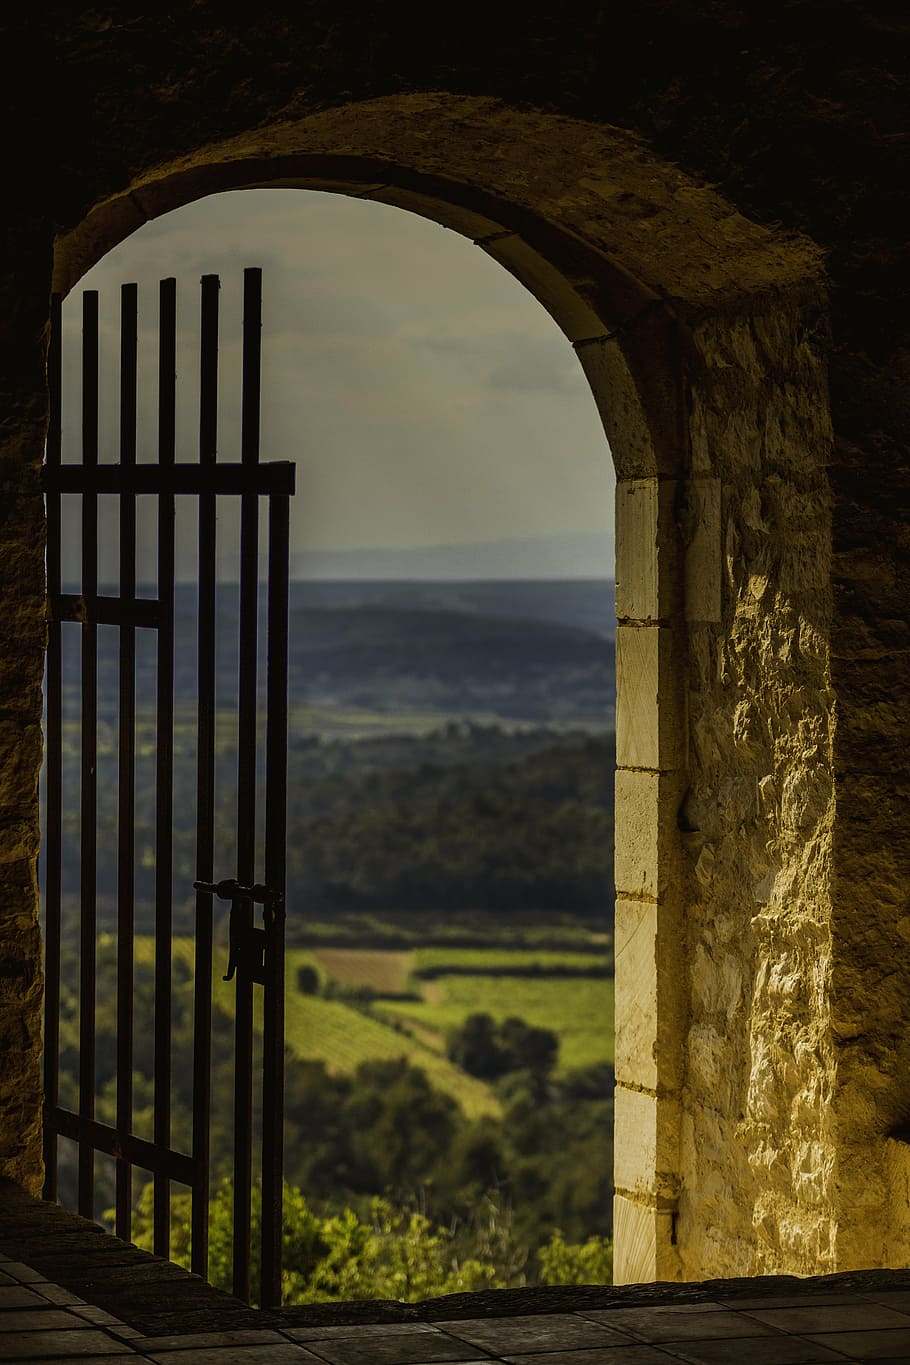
top-left (22, 92), bottom-right (834, 1287)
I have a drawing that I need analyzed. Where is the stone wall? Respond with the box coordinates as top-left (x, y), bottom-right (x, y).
top-left (0, 256), bottom-right (52, 1195)
top-left (0, 2), bottom-right (908, 1280)
top-left (679, 301), bottom-right (836, 1276)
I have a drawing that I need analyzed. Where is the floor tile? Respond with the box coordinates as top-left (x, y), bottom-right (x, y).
top-left (0, 1327), bottom-right (134, 1358)
top-left (630, 1304), bottom-right (728, 1316)
top-left (745, 1304), bottom-right (910, 1335)
top-left (0, 1265), bottom-right (46, 1285)
top-left (0, 1308), bottom-right (93, 1332)
top-left (806, 1328), bottom-right (910, 1360)
top-left (664, 1338), bottom-right (854, 1364)
top-left (69, 1308), bottom-right (131, 1328)
top-left (299, 1330), bottom-right (485, 1364)
top-left (860, 1290), bottom-right (910, 1313)
top-left (138, 1329), bottom-right (292, 1352)
top-left (440, 1313), bottom-right (635, 1353)
top-left (0, 1286), bottom-right (52, 1310)
top-left (34, 1283), bottom-right (85, 1306)
top-left (3, 1358), bottom-right (144, 1364)
top-left (717, 1296), bottom-right (868, 1311)
top-left (145, 1347), bottom-right (324, 1365)
top-left (576, 1309), bottom-right (784, 1344)
top-left (284, 1326), bottom-right (441, 1342)
top-left (503, 1349), bottom-right (687, 1365)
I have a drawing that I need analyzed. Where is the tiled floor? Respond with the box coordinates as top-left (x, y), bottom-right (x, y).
top-left (5, 1252), bottom-right (910, 1365)
top-left (4, 1185), bottom-right (910, 1365)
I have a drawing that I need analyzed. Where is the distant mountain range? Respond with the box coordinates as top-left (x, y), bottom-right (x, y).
top-left (288, 532), bottom-right (615, 581)
top-left (288, 579), bottom-right (615, 640)
top-left (70, 578), bottom-right (616, 729)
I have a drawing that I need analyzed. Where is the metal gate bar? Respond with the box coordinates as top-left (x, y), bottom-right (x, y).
top-left (153, 277), bottom-right (178, 1257)
top-left (42, 269), bottom-right (293, 1303)
top-left (232, 268), bottom-right (262, 1303)
top-left (261, 490), bottom-right (289, 1309)
top-left (115, 281), bottom-right (138, 1242)
top-left (78, 291), bottom-right (99, 1221)
top-left (190, 271), bottom-right (219, 1276)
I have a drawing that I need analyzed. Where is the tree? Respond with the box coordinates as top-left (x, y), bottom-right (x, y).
top-left (296, 964), bottom-right (320, 995)
top-left (538, 1229), bottom-right (613, 1286)
top-left (447, 1013), bottom-right (559, 1085)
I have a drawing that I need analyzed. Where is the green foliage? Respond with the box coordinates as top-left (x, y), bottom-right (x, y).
top-left (61, 724), bottom-right (615, 925)
top-left (538, 1230), bottom-right (614, 1286)
top-left (127, 1179), bottom-right (514, 1304)
top-left (126, 1179), bottom-right (613, 1302)
top-left (297, 964), bottom-right (321, 995)
top-left (292, 737), bottom-right (614, 914)
top-left (447, 1013), bottom-right (558, 1084)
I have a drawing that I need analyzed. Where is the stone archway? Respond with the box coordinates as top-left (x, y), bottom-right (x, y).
top-left (19, 92), bottom-right (835, 1284)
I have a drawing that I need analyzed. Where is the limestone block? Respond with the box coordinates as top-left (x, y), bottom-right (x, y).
top-left (615, 1084), bottom-right (680, 1198)
top-left (614, 898), bottom-right (658, 1092)
top-left (614, 769), bottom-right (660, 900)
top-left (575, 340), bottom-right (663, 481)
top-left (616, 625), bottom-right (660, 770)
top-left (616, 625), bottom-right (684, 771)
top-left (360, 184), bottom-right (504, 240)
top-left (614, 1084), bottom-right (658, 1196)
top-left (614, 477), bottom-right (680, 621)
top-left (477, 233), bottom-right (606, 343)
top-left (612, 1194), bottom-right (677, 1285)
top-left (615, 478), bottom-right (659, 620)
top-left (684, 477), bottom-right (722, 623)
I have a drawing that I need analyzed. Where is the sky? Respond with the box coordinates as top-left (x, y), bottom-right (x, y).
top-left (60, 188), bottom-right (615, 580)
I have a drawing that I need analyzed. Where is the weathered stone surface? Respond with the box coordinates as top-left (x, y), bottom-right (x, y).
top-left (0, 3), bottom-right (907, 1291)
top-left (677, 301), bottom-right (836, 1278)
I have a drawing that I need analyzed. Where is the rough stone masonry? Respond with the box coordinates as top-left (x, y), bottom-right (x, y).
top-left (0, 3), bottom-right (908, 1285)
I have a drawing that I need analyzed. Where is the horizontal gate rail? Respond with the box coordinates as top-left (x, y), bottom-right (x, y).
top-left (43, 461), bottom-right (296, 496)
top-left (48, 1107), bottom-right (196, 1187)
top-left (49, 594), bottom-right (162, 628)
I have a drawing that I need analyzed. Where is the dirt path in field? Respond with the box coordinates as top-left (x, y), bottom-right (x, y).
top-left (420, 978), bottom-right (445, 1005)
top-left (312, 948), bottom-right (415, 994)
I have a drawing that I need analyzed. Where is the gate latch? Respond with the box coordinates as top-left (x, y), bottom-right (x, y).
top-left (194, 879), bottom-right (285, 986)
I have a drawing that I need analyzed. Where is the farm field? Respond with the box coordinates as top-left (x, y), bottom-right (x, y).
top-left (284, 950), bottom-right (499, 1118)
top-left (304, 943), bottom-right (615, 1077)
top-left (412, 947), bottom-right (612, 976)
top-left (310, 948), bottom-right (414, 994)
top-left (134, 938), bottom-right (500, 1119)
top-left (134, 936), bottom-right (613, 1109)
top-left (377, 975), bottom-right (614, 1075)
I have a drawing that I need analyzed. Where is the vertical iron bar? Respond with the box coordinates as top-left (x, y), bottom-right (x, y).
top-left (232, 267), bottom-right (262, 1302)
top-left (260, 492), bottom-right (289, 1308)
top-left (43, 294), bottom-right (63, 1200)
top-left (78, 291), bottom-right (99, 1220)
top-left (115, 283), bottom-right (138, 1241)
top-left (153, 279), bottom-right (177, 1257)
top-left (241, 269), bottom-right (262, 468)
top-left (191, 274), bottom-right (219, 1280)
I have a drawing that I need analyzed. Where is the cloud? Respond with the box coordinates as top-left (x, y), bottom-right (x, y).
top-left (66, 188), bottom-right (615, 574)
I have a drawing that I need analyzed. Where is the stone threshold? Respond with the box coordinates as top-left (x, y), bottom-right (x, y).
top-left (4, 1179), bottom-right (910, 1343)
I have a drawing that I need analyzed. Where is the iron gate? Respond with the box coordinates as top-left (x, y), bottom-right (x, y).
top-left (41, 268), bottom-right (293, 1306)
